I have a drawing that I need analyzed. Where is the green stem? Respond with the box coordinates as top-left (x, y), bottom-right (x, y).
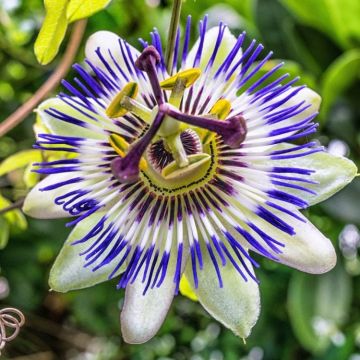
top-left (0, 198), bottom-right (24, 215)
top-left (165, 0), bottom-right (182, 75)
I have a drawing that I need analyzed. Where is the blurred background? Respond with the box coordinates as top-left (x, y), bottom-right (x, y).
top-left (0, 0), bottom-right (359, 359)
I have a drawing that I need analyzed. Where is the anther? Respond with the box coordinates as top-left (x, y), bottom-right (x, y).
top-left (210, 99), bottom-right (231, 120)
top-left (106, 82), bottom-right (139, 118)
top-left (109, 133), bottom-right (147, 170)
top-left (201, 99), bottom-right (232, 143)
top-left (160, 68), bottom-right (201, 90)
top-left (160, 68), bottom-right (201, 108)
top-left (161, 153), bottom-right (211, 180)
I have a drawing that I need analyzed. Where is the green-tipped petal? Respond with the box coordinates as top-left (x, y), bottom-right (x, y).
top-left (186, 26), bottom-right (240, 74)
top-left (37, 98), bottom-right (107, 139)
top-left (49, 211), bottom-right (125, 292)
top-left (242, 208), bottom-right (336, 274)
top-left (184, 250), bottom-right (260, 339)
top-left (266, 147), bottom-right (357, 206)
top-left (23, 174), bottom-right (74, 219)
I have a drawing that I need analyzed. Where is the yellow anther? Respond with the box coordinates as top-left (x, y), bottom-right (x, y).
top-left (200, 98), bottom-right (232, 144)
top-left (106, 82), bottom-right (139, 118)
top-left (109, 133), bottom-right (147, 170)
top-left (139, 158), bottom-right (148, 170)
top-left (210, 99), bottom-right (231, 120)
top-left (109, 133), bottom-right (128, 157)
top-left (160, 68), bottom-right (202, 90)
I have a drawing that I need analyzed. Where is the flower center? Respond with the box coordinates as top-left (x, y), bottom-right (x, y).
top-left (147, 129), bottom-right (202, 172)
top-left (107, 46), bottom-right (247, 185)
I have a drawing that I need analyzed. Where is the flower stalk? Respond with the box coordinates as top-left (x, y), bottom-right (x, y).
top-left (165, 0), bottom-right (183, 75)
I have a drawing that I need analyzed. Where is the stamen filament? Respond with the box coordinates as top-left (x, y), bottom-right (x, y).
top-left (122, 96), bottom-right (153, 122)
top-left (169, 78), bottom-right (186, 108)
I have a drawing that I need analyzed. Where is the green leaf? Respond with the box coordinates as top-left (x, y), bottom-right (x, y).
top-left (280, 0), bottom-right (360, 49)
top-left (236, 0), bottom-right (257, 23)
top-left (321, 49), bottom-right (360, 117)
top-left (67, 0), bottom-right (112, 23)
top-left (34, 0), bottom-right (69, 65)
top-left (0, 217), bottom-right (10, 250)
top-left (288, 265), bottom-right (352, 354)
top-left (0, 150), bottom-right (42, 177)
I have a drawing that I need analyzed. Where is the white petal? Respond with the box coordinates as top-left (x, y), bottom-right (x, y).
top-left (23, 174), bottom-right (74, 219)
top-left (185, 26), bottom-right (239, 74)
top-left (244, 208), bottom-right (336, 274)
top-left (120, 274), bottom-right (174, 344)
top-left (120, 276), bottom-right (175, 344)
top-left (277, 87), bottom-right (321, 124)
top-left (277, 210), bottom-right (336, 273)
top-left (85, 30), bottom-right (140, 76)
top-left (121, 243), bottom-right (188, 344)
top-left (184, 248), bottom-right (260, 338)
top-left (242, 87), bottom-right (321, 137)
top-left (298, 151), bottom-right (356, 206)
top-left (49, 211), bottom-right (125, 292)
top-left (37, 98), bottom-right (107, 139)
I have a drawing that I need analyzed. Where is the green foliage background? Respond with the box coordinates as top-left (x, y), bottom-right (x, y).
top-left (0, 0), bottom-right (360, 359)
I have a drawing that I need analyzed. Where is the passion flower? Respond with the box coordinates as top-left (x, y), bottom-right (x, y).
top-left (23, 17), bottom-right (357, 344)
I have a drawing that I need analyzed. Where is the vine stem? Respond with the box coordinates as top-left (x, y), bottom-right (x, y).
top-left (0, 198), bottom-right (25, 215)
top-left (165, 0), bottom-right (182, 75)
top-left (0, 19), bottom-right (87, 137)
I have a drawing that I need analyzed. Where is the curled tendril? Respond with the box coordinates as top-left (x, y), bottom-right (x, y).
top-left (0, 308), bottom-right (25, 353)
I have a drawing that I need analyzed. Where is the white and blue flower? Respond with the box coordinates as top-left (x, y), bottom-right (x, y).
top-left (23, 16), bottom-right (357, 344)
